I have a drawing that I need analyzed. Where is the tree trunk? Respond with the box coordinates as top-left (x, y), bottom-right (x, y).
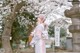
top-left (2, 1), bottom-right (25, 53)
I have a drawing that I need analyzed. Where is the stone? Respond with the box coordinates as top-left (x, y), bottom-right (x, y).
top-left (64, 0), bottom-right (80, 52)
top-left (66, 37), bottom-right (72, 51)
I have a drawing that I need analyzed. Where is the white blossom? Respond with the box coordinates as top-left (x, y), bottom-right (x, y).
top-left (0, 0), bottom-right (72, 28)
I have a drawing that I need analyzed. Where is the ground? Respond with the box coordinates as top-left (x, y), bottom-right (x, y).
top-left (13, 48), bottom-right (73, 53)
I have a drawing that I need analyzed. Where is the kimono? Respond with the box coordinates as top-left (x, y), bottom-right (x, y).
top-left (30, 24), bottom-right (48, 53)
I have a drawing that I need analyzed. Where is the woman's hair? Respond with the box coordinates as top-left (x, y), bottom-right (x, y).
top-left (44, 23), bottom-right (48, 30)
top-left (38, 14), bottom-right (46, 22)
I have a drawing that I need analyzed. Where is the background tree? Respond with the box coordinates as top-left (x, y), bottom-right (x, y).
top-left (1, 1), bottom-right (25, 53)
top-left (11, 11), bottom-right (36, 49)
top-left (48, 26), bottom-right (66, 37)
top-left (0, 0), bottom-right (72, 53)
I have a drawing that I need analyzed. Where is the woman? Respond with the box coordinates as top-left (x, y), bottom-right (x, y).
top-left (30, 14), bottom-right (48, 53)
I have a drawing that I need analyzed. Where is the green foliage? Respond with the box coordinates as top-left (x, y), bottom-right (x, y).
top-left (48, 26), bottom-right (54, 37)
top-left (3, 0), bottom-right (11, 6)
top-left (19, 10), bottom-right (37, 37)
top-left (21, 10), bottom-right (36, 22)
top-left (11, 18), bottom-right (27, 44)
top-left (60, 28), bottom-right (66, 37)
top-left (48, 26), bottom-right (66, 37)
top-left (11, 11), bottom-right (36, 45)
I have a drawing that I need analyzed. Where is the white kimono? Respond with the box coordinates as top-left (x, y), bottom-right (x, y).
top-left (30, 24), bottom-right (48, 53)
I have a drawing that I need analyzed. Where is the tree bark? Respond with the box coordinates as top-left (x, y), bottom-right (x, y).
top-left (2, 1), bottom-right (25, 53)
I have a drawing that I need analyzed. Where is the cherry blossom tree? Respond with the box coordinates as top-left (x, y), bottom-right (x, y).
top-left (0, 0), bottom-right (72, 53)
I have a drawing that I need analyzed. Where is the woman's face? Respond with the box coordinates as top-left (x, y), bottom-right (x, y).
top-left (37, 17), bottom-right (41, 22)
